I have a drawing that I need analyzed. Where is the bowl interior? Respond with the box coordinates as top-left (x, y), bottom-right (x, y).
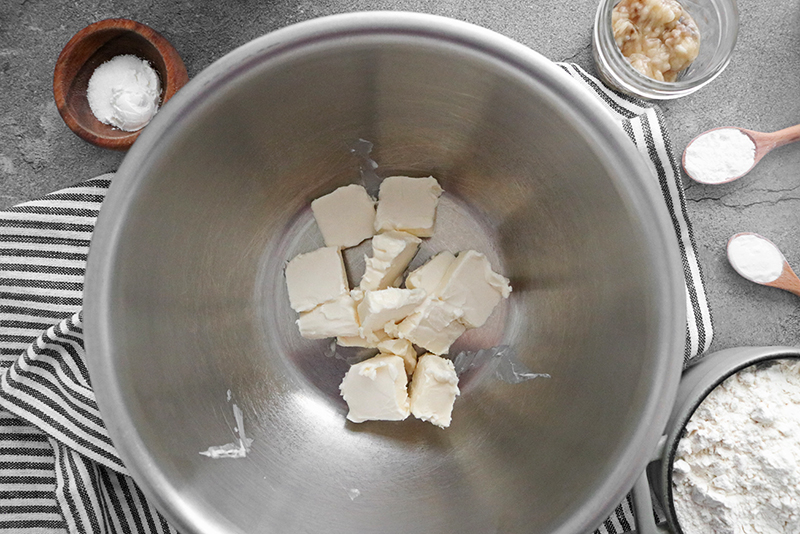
top-left (86, 16), bottom-right (682, 534)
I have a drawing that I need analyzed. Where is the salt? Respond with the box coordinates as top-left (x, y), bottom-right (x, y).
top-left (87, 54), bottom-right (161, 132)
top-left (684, 128), bottom-right (756, 184)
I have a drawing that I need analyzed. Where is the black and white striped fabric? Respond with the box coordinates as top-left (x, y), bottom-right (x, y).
top-left (0, 65), bottom-right (711, 534)
top-left (0, 175), bottom-right (175, 534)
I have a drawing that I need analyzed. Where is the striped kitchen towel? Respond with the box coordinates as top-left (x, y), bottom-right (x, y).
top-left (0, 175), bottom-right (174, 534)
top-left (0, 65), bottom-right (711, 534)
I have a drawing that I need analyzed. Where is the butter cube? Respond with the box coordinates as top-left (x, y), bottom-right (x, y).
top-left (377, 337), bottom-right (418, 375)
top-left (390, 298), bottom-right (466, 355)
top-left (285, 247), bottom-right (349, 312)
top-left (296, 294), bottom-right (360, 339)
top-left (339, 354), bottom-right (410, 423)
top-left (374, 176), bottom-right (443, 237)
top-left (360, 230), bottom-right (421, 291)
top-left (438, 250), bottom-right (512, 328)
top-left (311, 184), bottom-right (376, 248)
top-left (409, 353), bottom-right (460, 428)
top-left (336, 328), bottom-right (390, 348)
top-left (358, 288), bottom-right (426, 343)
top-left (405, 251), bottom-right (456, 294)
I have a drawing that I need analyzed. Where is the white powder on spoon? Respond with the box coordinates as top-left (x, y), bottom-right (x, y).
top-left (684, 128), bottom-right (756, 184)
top-left (727, 234), bottom-right (784, 284)
top-left (87, 54), bottom-right (161, 132)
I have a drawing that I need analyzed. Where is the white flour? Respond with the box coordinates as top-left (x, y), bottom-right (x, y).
top-left (727, 234), bottom-right (784, 284)
top-left (684, 128), bottom-right (756, 184)
top-left (672, 359), bottom-right (800, 534)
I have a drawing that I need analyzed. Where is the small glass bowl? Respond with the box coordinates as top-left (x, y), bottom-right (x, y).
top-left (592, 0), bottom-right (739, 100)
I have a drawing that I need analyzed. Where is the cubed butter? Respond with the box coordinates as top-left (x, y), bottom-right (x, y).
top-left (374, 176), bottom-right (443, 237)
top-left (405, 251), bottom-right (456, 294)
top-left (339, 354), bottom-right (410, 423)
top-left (349, 287), bottom-right (365, 305)
top-left (336, 328), bottom-right (390, 348)
top-left (296, 294), bottom-right (360, 339)
top-left (311, 184), bottom-right (376, 248)
top-left (360, 230), bottom-right (421, 291)
top-left (357, 288), bottom-right (426, 343)
top-left (438, 250), bottom-right (512, 328)
top-left (390, 297), bottom-right (466, 355)
top-left (285, 247), bottom-right (349, 313)
top-left (409, 353), bottom-right (460, 428)
top-left (377, 337), bottom-right (418, 375)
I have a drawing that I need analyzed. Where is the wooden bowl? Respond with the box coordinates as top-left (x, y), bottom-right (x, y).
top-left (53, 18), bottom-right (189, 150)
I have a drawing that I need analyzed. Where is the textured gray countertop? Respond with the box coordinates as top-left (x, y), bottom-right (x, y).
top-left (2, 0), bottom-right (799, 353)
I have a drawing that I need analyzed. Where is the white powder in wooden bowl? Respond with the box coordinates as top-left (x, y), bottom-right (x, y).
top-left (87, 54), bottom-right (161, 132)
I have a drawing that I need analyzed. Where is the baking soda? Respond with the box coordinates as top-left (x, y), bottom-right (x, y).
top-left (684, 128), bottom-right (756, 184)
top-left (727, 234), bottom-right (784, 284)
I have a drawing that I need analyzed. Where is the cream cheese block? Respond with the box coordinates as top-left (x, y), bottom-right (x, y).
top-left (339, 354), bottom-right (410, 422)
top-left (285, 246), bottom-right (348, 313)
top-left (409, 353), bottom-right (460, 428)
top-left (405, 251), bottom-right (455, 294)
top-left (437, 250), bottom-right (512, 328)
top-left (336, 329), bottom-right (390, 348)
top-left (296, 294), bottom-right (360, 339)
top-left (388, 297), bottom-right (466, 355)
top-left (360, 230), bottom-right (421, 291)
top-left (374, 176), bottom-right (443, 237)
top-left (357, 287), bottom-right (426, 343)
top-left (311, 184), bottom-right (376, 248)
top-left (377, 337), bottom-right (418, 375)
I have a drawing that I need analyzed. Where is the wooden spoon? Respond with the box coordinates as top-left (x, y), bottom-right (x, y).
top-left (683, 124), bottom-right (800, 184)
top-left (727, 232), bottom-right (800, 297)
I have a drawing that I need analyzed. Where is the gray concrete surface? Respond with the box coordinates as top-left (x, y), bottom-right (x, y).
top-left (2, 0), bottom-right (799, 355)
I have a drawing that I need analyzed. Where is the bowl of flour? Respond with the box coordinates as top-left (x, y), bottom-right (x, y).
top-left (633, 346), bottom-right (800, 534)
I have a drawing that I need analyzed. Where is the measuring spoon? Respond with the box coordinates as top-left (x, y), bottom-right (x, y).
top-left (683, 123), bottom-right (800, 184)
top-left (727, 232), bottom-right (800, 297)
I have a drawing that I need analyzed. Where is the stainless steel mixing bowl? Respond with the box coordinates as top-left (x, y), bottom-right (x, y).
top-left (84, 12), bottom-right (685, 534)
